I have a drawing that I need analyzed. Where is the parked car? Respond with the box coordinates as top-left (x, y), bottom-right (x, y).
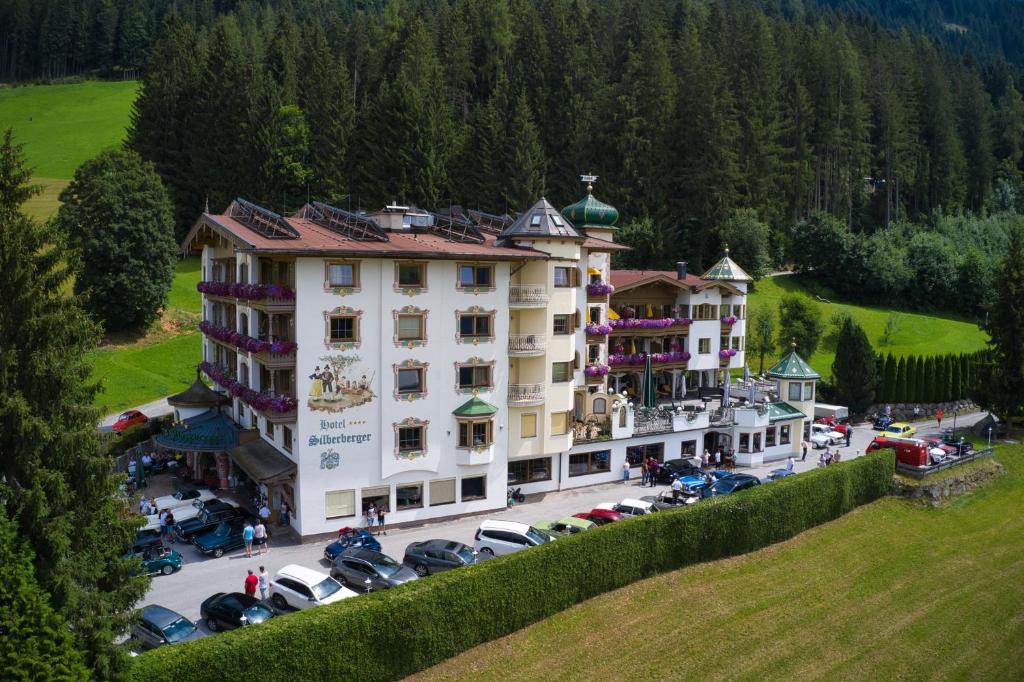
top-left (200, 592), bottom-right (275, 632)
top-left (595, 498), bottom-right (656, 517)
top-left (810, 423), bottom-right (844, 448)
top-left (473, 519), bottom-right (553, 557)
top-left (639, 492), bottom-right (690, 507)
top-left (192, 519), bottom-right (249, 558)
top-left (142, 497), bottom-right (239, 530)
top-left (654, 458), bottom-right (701, 484)
top-left (330, 548), bottom-right (419, 592)
top-left (815, 415), bottom-right (849, 434)
top-left (761, 469), bottom-right (796, 483)
top-left (113, 409), bottom-right (149, 433)
top-left (151, 487), bottom-right (217, 513)
top-left (866, 436), bottom-right (929, 467)
top-left (534, 516), bottom-right (596, 536)
top-left (882, 422), bottom-right (916, 439)
top-left (127, 546), bottom-right (182, 576)
top-left (937, 434), bottom-right (974, 455)
top-left (132, 528), bottom-right (164, 555)
top-left (402, 539), bottom-right (479, 576)
top-left (872, 414), bottom-right (896, 431)
top-left (324, 527), bottom-right (381, 562)
top-left (919, 435), bottom-right (959, 459)
top-left (131, 605), bottom-right (201, 649)
top-left (173, 501), bottom-right (243, 542)
top-left (269, 564), bottom-right (357, 611)
top-left (701, 473), bottom-right (761, 498)
top-left (674, 470), bottom-right (731, 496)
top-left (573, 508), bottom-right (622, 525)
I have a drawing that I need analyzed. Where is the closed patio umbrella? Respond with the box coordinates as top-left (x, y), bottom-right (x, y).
top-left (743, 363), bottom-right (751, 383)
top-left (721, 369), bottom-right (730, 407)
top-left (641, 354), bottom-right (656, 408)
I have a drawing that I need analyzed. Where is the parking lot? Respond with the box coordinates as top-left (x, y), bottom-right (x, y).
top-left (141, 412), bottom-right (985, 633)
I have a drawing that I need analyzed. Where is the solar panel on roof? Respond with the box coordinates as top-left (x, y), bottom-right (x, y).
top-left (301, 202), bottom-right (389, 242)
top-left (228, 198), bottom-right (299, 239)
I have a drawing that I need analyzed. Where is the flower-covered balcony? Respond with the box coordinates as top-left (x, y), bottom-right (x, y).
top-left (197, 281), bottom-right (296, 312)
top-left (586, 281), bottom-right (615, 300)
top-left (199, 361), bottom-right (298, 422)
top-left (606, 306), bottom-right (692, 336)
top-left (199, 321), bottom-right (297, 361)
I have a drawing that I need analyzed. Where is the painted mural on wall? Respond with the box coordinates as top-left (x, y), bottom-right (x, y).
top-left (308, 354), bottom-right (376, 413)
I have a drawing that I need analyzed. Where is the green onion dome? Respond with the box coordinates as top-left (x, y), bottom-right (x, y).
top-left (561, 186), bottom-right (619, 229)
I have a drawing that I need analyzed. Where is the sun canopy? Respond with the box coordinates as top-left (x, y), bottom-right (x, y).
top-left (154, 410), bottom-right (241, 452)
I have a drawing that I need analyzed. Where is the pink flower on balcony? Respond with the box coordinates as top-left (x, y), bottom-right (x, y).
top-left (586, 282), bottom-right (615, 296)
top-left (720, 315), bottom-right (738, 325)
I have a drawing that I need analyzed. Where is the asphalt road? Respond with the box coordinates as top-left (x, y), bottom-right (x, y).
top-left (142, 412), bottom-right (987, 632)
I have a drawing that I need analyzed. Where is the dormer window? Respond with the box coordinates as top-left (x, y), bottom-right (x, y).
top-left (530, 214), bottom-right (542, 227)
top-left (552, 215), bottom-right (565, 227)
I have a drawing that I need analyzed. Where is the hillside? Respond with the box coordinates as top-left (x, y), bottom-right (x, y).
top-left (747, 275), bottom-right (988, 378)
top-left (412, 447), bottom-right (1024, 680)
top-left (0, 80), bottom-right (138, 219)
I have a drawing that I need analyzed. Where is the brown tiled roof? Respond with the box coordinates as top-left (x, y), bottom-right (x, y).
top-left (189, 213), bottom-right (545, 260)
top-left (581, 237), bottom-right (630, 252)
top-left (610, 269), bottom-right (708, 290)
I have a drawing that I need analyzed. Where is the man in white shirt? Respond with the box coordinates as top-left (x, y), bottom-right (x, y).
top-left (671, 476), bottom-right (683, 501)
top-left (786, 455), bottom-right (795, 473)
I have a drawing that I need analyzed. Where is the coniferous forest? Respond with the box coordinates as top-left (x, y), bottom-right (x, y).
top-left (4, 0), bottom-right (1024, 313)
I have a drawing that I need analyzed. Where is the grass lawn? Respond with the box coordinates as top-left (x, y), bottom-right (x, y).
top-left (747, 275), bottom-right (989, 377)
top-left (22, 177), bottom-right (68, 221)
top-left (90, 258), bottom-right (202, 414)
top-left (414, 446), bottom-right (1024, 681)
top-left (0, 80), bottom-right (139, 178)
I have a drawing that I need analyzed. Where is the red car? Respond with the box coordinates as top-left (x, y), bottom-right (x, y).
top-left (919, 436), bottom-right (958, 458)
top-left (113, 410), bottom-right (149, 433)
top-left (815, 416), bottom-right (848, 434)
top-left (573, 509), bottom-right (622, 526)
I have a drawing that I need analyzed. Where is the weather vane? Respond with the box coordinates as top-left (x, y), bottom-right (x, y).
top-left (580, 173), bottom-right (598, 192)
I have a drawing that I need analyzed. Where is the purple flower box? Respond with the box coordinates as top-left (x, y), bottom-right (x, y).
top-left (197, 281), bottom-right (296, 301)
top-left (607, 351), bottom-right (691, 366)
top-left (585, 323), bottom-right (614, 336)
top-left (720, 315), bottom-right (738, 325)
top-left (584, 364), bottom-right (610, 376)
top-left (718, 348), bottom-right (738, 358)
top-left (199, 321), bottom-right (297, 355)
top-left (199, 361), bottom-right (298, 414)
top-left (586, 282), bottom-right (615, 296)
top-left (608, 317), bottom-right (692, 330)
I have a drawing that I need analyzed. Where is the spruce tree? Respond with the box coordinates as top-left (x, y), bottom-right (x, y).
top-left (951, 353), bottom-right (962, 400)
top-left (266, 12), bottom-right (300, 105)
top-left (882, 353), bottom-right (897, 403)
top-left (916, 354), bottom-right (929, 403)
top-left (831, 317), bottom-right (877, 414)
top-left (895, 355), bottom-right (907, 403)
top-left (906, 355), bottom-right (919, 405)
top-left (501, 86), bottom-right (546, 211)
top-left (0, 129), bottom-right (149, 679)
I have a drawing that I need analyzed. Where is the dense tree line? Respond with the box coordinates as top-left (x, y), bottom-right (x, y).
top-left (874, 351), bottom-right (980, 405)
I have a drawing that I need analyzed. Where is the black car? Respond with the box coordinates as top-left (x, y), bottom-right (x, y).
top-left (131, 605), bottom-right (201, 649)
top-left (192, 519), bottom-right (249, 558)
top-left (402, 539), bottom-right (479, 576)
top-left (132, 528), bottom-right (164, 554)
top-left (935, 433), bottom-right (974, 455)
top-left (640, 492), bottom-right (690, 507)
top-left (330, 548), bottom-right (419, 592)
top-left (873, 415), bottom-right (896, 430)
top-left (655, 458), bottom-right (700, 484)
top-left (174, 501), bottom-right (241, 542)
top-left (701, 473), bottom-right (761, 498)
top-left (200, 592), bottom-right (274, 632)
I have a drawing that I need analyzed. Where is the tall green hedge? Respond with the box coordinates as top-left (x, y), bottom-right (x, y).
top-left (874, 351), bottom-right (985, 404)
top-left (129, 452), bottom-right (895, 682)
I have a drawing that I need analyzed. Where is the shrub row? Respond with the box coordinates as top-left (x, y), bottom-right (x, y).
top-left (129, 451), bottom-right (895, 682)
top-left (874, 351), bottom-right (983, 405)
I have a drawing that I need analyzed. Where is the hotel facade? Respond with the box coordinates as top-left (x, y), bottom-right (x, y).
top-left (172, 189), bottom-right (817, 537)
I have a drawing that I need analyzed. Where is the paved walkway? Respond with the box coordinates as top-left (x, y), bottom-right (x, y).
top-left (99, 397), bottom-right (172, 430)
top-left (143, 412), bottom-right (988, 627)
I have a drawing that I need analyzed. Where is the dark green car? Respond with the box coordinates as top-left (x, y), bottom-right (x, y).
top-left (129, 546), bottom-right (183, 576)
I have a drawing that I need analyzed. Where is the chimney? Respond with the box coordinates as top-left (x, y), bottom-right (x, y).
top-left (675, 261), bottom-right (688, 280)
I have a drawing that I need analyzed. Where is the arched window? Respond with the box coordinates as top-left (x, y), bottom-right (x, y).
top-left (593, 397), bottom-right (607, 414)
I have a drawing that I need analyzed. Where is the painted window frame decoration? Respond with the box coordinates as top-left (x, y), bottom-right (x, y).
top-left (454, 357), bottom-right (495, 394)
top-left (324, 260), bottom-right (361, 295)
top-left (454, 306), bottom-right (496, 345)
top-left (394, 261), bottom-right (428, 296)
top-left (392, 305), bottom-right (429, 348)
top-left (456, 262), bottom-right (496, 294)
top-left (393, 417), bottom-right (429, 460)
top-left (393, 359), bottom-right (429, 401)
top-left (324, 306), bottom-right (363, 350)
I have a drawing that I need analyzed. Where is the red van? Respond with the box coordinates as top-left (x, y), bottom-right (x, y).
top-left (866, 436), bottom-right (928, 467)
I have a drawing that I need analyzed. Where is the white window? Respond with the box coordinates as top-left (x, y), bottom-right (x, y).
top-left (325, 490), bottom-right (355, 519)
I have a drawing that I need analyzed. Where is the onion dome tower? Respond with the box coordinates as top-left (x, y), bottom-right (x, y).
top-left (561, 176), bottom-right (618, 242)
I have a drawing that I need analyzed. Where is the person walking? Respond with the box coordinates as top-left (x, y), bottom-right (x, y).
top-left (253, 519), bottom-right (268, 555)
top-left (377, 506), bottom-right (387, 536)
top-left (936, 409), bottom-right (944, 430)
top-left (786, 454), bottom-right (795, 473)
top-left (242, 520), bottom-right (255, 558)
top-left (366, 504), bottom-right (377, 534)
top-left (801, 439), bottom-right (809, 461)
top-left (845, 426), bottom-right (852, 448)
top-left (278, 500), bottom-right (290, 527)
top-left (244, 569), bottom-right (258, 598)
top-left (164, 510), bottom-right (176, 544)
top-left (647, 457), bottom-right (660, 487)
top-left (640, 457), bottom-right (649, 486)
top-left (714, 449), bottom-right (722, 468)
top-left (833, 450), bottom-right (842, 464)
top-left (622, 459), bottom-right (631, 484)
top-left (671, 476), bottom-right (683, 501)
top-left (258, 566), bottom-right (269, 601)
top-left (158, 508), bottom-right (169, 539)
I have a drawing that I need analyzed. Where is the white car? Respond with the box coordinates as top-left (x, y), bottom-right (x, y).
top-left (810, 423), bottom-right (844, 449)
top-left (140, 497), bottom-right (238, 530)
top-left (473, 520), bottom-right (553, 557)
top-left (149, 488), bottom-right (217, 512)
top-left (596, 498), bottom-right (655, 518)
top-left (269, 564), bottom-right (357, 611)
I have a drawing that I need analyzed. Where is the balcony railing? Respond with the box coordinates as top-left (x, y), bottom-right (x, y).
top-left (508, 334), bottom-right (547, 355)
top-left (200, 321), bottom-right (297, 356)
top-left (608, 351), bottom-right (691, 369)
top-left (199, 361), bottom-right (298, 415)
top-left (633, 409), bottom-right (674, 435)
top-left (509, 285), bottom-right (549, 306)
top-left (197, 281), bottom-right (295, 303)
top-left (508, 383), bottom-right (546, 405)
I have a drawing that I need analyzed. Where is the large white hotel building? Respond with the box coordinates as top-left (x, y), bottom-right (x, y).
top-left (170, 187), bottom-right (817, 537)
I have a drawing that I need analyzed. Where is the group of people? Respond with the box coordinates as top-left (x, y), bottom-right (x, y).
top-left (244, 566), bottom-right (270, 601)
top-left (139, 497), bottom-right (178, 543)
top-left (700, 448), bottom-right (725, 469)
top-left (364, 503), bottom-right (387, 535)
top-left (242, 519), bottom-right (269, 558)
top-left (639, 456), bottom-right (661, 487)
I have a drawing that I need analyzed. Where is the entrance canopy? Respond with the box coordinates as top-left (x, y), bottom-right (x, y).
top-left (155, 410), bottom-right (241, 452)
top-left (229, 439), bottom-right (296, 483)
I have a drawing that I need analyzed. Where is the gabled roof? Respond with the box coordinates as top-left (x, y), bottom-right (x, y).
top-left (167, 372), bottom-right (229, 408)
top-left (768, 401), bottom-right (806, 422)
top-left (702, 248), bottom-right (753, 282)
top-left (500, 198), bottom-right (581, 240)
top-left (609, 269), bottom-right (708, 293)
top-left (767, 349), bottom-right (821, 380)
top-left (452, 396), bottom-right (499, 417)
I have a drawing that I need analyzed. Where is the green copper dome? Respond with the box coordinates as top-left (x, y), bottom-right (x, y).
top-left (561, 188), bottom-right (619, 230)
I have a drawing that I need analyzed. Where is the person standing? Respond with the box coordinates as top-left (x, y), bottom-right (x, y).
top-left (622, 459), bottom-right (631, 484)
top-left (377, 506), bottom-right (387, 535)
top-left (714, 449), bottom-right (722, 468)
top-left (164, 510), bottom-right (176, 544)
top-left (786, 455), bottom-right (795, 473)
top-left (242, 520), bottom-right (255, 558)
top-left (244, 569), bottom-right (258, 598)
top-left (845, 426), bottom-right (852, 448)
top-left (640, 457), bottom-right (649, 486)
top-left (702, 449), bottom-right (711, 469)
top-left (279, 500), bottom-right (290, 527)
top-left (936, 409), bottom-right (944, 430)
top-left (158, 508), bottom-right (169, 539)
top-left (253, 519), bottom-right (268, 555)
top-left (801, 439), bottom-right (809, 461)
top-left (648, 457), bottom-right (660, 487)
top-left (671, 476), bottom-right (683, 501)
top-left (366, 503), bottom-right (377, 534)
top-left (258, 566), bottom-right (269, 601)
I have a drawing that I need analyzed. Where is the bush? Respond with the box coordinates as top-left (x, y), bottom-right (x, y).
top-left (129, 452), bottom-right (895, 681)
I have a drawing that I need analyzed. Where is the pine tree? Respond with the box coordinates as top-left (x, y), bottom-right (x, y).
top-left (266, 12), bottom-right (300, 105)
top-left (915, 354), bottom-right (928, 403)
top-left (895, 355), bottom-right (907, 403)
top-left (951, 352), bottom-right (962, 400)
top-left (831, 317), bottom-right (878, 414)
top-left (500, 86), bottom-right (546, 211)
top-left (957, 71), bottom-right (995, 212)
top-left (906, 355), bottom-right (919, 405)
top-left (881, 353), bottom-right (897, 403)
top-left (927, 356), bottom-right (940, 403)
top-left (0, 128), bottom-right (149, 680)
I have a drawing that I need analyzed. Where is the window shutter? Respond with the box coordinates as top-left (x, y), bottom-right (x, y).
top-left (573, 351), bottom-right (580, 370)
top-left (573, 310), bottom-right (580, 329)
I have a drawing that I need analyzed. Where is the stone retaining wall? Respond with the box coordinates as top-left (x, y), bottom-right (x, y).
top-left (892, 460), bottom-right (1003, 507)
top-left (869, 400), bottom-right (976, 424)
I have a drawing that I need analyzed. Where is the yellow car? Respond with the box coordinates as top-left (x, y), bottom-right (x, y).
top-left (882, 422), bottom-right (916, 438)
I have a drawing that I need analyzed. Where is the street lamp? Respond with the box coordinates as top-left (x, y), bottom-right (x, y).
top-left (951, 410), bottom-right (957, 435)
top-left (988, 426), bottom-right (993, 448)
